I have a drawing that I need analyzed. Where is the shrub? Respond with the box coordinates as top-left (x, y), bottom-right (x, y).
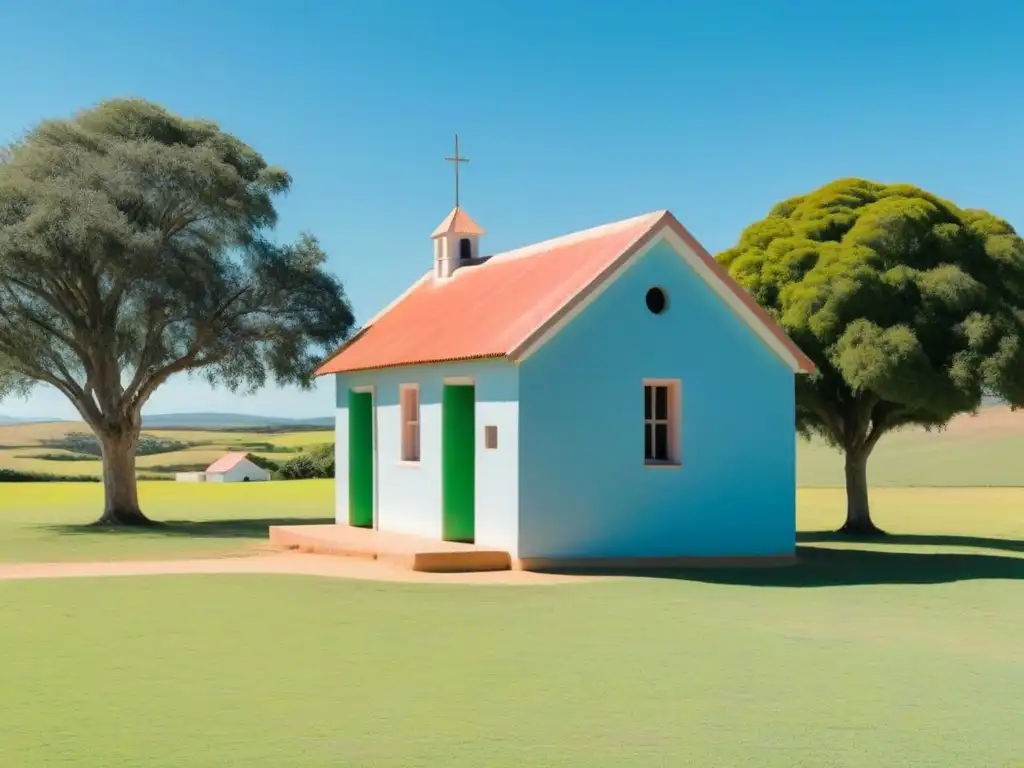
top-left (146, 463), bottom-right (210, 473)
top-left (246, 454), bottom-right (280, 473)
top-left (276, 443), bottom-right (333, 480)
top-left (14, 452), bottom-right (96, 462)
top-left (233, 441), bottom-right (275, 452)
top-left (40, 431), bottom-right (191, 457)
top-left (0, 468), bottom-right (100, 483)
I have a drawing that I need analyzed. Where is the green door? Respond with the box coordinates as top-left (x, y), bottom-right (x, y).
top-left (348, 389), bottom-right (374, 528)
top-left (442, 384), bottom-right (475, 542)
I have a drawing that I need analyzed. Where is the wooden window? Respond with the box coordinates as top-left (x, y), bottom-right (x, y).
top-left (400, 385), bottom-right (420, 462)
top-left (643, 380), bottom-right (681, 465)
top-left (484, 425), bottom-right (498, 449)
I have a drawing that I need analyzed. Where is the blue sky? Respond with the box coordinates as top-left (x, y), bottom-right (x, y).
top-left (2, 0), bottom-right (1023, 419)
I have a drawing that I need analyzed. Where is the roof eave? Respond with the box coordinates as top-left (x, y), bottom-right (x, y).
top-left (315, 352), bottom-right (508, 376)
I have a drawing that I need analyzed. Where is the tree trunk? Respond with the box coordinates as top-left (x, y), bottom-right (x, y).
top-left (94, 430), bottom-right (152, 526)
top-left (839, 449), bottom-right (884, 536)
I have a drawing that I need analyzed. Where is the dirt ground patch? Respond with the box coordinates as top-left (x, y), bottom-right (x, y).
top-left (0, 552), bottom-right (599, 585)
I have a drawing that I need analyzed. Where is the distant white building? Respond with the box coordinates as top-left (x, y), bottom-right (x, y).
top-left (201, 452), bottom-right (271, 483)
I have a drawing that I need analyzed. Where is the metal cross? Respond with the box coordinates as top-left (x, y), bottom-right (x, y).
top-left (445, 134), bottom-right (469, 208)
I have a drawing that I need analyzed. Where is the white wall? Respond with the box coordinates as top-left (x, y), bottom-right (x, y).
top-left (333, 359), bottom-right (521, 554)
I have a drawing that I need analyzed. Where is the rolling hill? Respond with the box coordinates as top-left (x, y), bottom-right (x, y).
top-left (0, 415), bottom-right (64, 425)
top-left (140, 413), bottom-right (333, 429)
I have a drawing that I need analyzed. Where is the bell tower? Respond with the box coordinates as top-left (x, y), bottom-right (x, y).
top-left (432, 207), bottom-right (485, 279)
top-left (432, 135), bottom-right (485, 280)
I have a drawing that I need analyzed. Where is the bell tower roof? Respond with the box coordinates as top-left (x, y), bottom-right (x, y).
top-left (431, 206), bottom-right (485, 238)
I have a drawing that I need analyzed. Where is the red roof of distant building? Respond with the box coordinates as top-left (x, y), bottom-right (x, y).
top-left (206, 452), bottom-right (250, 473)
top-left (316, 210), bottom-right (815, 376)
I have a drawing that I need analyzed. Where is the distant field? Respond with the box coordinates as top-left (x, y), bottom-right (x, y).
top-left (0, 421), bottom-right (333, 479)
top-left (1, 405), bottom-right (1022, 486)
top-left (798, 405), bottom-right (1024, 487)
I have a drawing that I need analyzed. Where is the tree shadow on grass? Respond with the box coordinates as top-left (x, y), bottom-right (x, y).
top-left (798, 530), bottom-right (1024, 554)
top-left (538, 544), bottom-right (1024, 587)
top-left (44, 517), bottom-right (334, 540)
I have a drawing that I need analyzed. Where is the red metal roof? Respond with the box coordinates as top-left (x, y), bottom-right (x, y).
top-left (206, 452), bottom-right (250, 473)
top-left (316, 210), bottom-right (815, 376)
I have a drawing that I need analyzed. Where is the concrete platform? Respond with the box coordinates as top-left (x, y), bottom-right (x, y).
top-left (267, 524), bottom-right (512, 573)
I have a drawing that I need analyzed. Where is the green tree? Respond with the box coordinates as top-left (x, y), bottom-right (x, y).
top-left (0, 99), bottom-right (354, 525)
top-left (718, 178), bottom-right (1024, 534)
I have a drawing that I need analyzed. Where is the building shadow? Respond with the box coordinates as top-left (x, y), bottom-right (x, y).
top-left (536, 544), bottom-right (1024, 587)
top-left (41, 522), bottom-right (1024, 586)
top-left (798, 530), bottom-right (1024, 554)
top-left (45, 517), bottom-right (334, 540)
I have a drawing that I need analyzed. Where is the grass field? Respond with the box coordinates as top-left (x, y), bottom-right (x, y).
top-left (2, 412), bottom-right (1023, 766)
top-left (0, 486), bottom-right (1022, 767)
top-left (0, 421), bottom-right (333, 479)
top-left (0, 479), bottom-right (334, 562)
top-left (797, 402), bottom-right (1024, 486)
top-left (798, 431), bottom-right (1024, 486)
top-left (2, 480), bottom-right (1024, 564)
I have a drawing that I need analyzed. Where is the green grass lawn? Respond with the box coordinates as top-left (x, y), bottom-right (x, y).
top-left (1, 562), bottom-right (1022, 767)
top-left (4, 481), bottom-right (1024, 564)
top-left (2, 483), bottom-right (1023, 765)
top-left (0, 480), bottom-right (334, 563)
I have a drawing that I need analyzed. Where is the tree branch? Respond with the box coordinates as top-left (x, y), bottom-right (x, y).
top-left (803, 392), bottom-right (846, 445)
top-left (124, 282), bottom-right (251, 408)
top-left (0, 294), bottom-right (89, 366)
top-left (863, 403), bottom-right (890, 455)
top-left (123, 311), bottom-right (172, 400)
top-left (0, 339), bottom-right (100, 425)
top-left (128, 327), bottom-right (222, 411)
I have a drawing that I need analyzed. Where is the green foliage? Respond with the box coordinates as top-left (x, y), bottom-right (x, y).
top-left (232, 441), bottom-right (298, 454)
top-left (16, 452), bottom-right (96, 462)
top-left (720, 178), bottom-right (1024, 439)
top-left (719, 179), bottom-right (1024, 529)
top-left (276, 442), bottom-right (333, 480)
top-left (0, 468), bottom-right (99, 482)
top-left (0, 98), bottom-right (355, 521)
top-left (0, 99), bottom-right (356, 404)
top-left (245, 453), bottom-right (279, 473)
top-left (39, 431), bottom-right (189, 457)
top-left (144, 463), bottom-right (210, 473)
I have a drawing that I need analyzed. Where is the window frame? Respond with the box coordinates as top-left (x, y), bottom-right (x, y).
top-left (643, 379), bottom-right (682, 468)
top-left (399, 384), bottom-right (421, 463)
